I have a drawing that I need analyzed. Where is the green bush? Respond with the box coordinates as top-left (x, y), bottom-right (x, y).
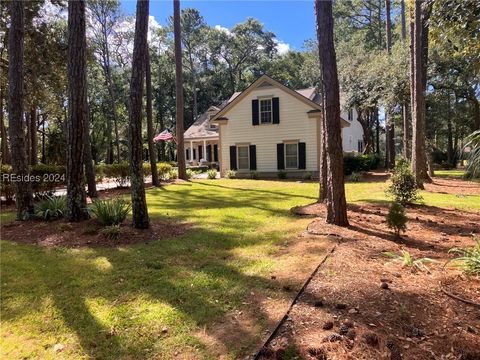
top-left (386, 201), bottom-right (408, 237)
top-left (303, 172), bottom-right (312, 181)
top-left (30, 164), bottom-right (66, 197)
top-left (102, 163), bottom-right (130, 188)
top-left (186, 168), bottom-right (194, 180)
top-left (89, 198), bottom-right (131, 226)
top-left (207, 169), bottom-right (217, 179)
top-left (35, 195), bottom-right (67, 221)
top-left (386, 161), bottom-right (421, 205)
top-left (142, 163), bottom-right (152, 177)
top-left (225, 170), bottom-right (236, 179)
top-left (94, 164), bottom-right (105, 182)
top-left (277, 170), bottom-right (287, 179)
top-left (343, 153), bottom-right (381, 175)
top-left (157, 162), bottom-right (172, 180)
top-left (349, 171), bottom-right (361, 182)
top-left (101, 225), bottom-right (121, 240)
top-left (250, 171), bottom-right (259, 180)
top-left (168, 168), bottom-right (178, 180)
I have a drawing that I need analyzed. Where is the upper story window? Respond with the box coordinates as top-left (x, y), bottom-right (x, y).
top-left (358, 140), bottom-right (364, 153)
top-left (259, 98), bottom-right (272, 124)
top-left (348, 109), bottom-right (354, 121)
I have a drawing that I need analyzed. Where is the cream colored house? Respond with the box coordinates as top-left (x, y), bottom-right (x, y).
top-left (184, 75), bottom-right (364, 177)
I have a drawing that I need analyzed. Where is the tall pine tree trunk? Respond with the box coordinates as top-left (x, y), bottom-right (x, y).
top-left (411, 0), bottom-right (429, 188)
top-left (7, 0), bottom-right (34, 219)
top-left (84, 103), bottom-right (97, 198)
top-left (29, 106), bottom-right (37, 165)
top-left (401, 0), bottom-right (410, 160)
top-left (66, 0), bottom-right (89, 221)
top-left (0, 88), bottom-right (11, 164)
top-left (384, 0), bottom-right (395, 169)
top-left (315, 0), bottom-right (348, 226)
top-left (146, 50), bottom-right (159, 187)
top-left (128, 0), bottom-right (149, 229)
top-left (174, 0), bottom-right (187, 180)
top-left (318, 109), bottom-right (327, 203)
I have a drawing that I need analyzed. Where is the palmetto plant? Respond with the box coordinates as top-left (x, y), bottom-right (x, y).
top-left (35, 196), bottom-right (67, 221)
top-left (464, 130), bottom-right (480, 178)
top-left (446, 238), bottom-right (480, 275)
top-left (89, 199), bottom-right (131, 226)
top-left (383, 250), bottom-right (438, 272)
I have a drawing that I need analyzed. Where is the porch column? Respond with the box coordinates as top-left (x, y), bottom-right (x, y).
top-left (190, 141), bottom-right (194, 161)
top-left (203, 139), bottom-right (206, 160)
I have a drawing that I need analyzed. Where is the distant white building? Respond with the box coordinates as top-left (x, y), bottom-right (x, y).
top-left (184, 75), bottom-right (365, 177)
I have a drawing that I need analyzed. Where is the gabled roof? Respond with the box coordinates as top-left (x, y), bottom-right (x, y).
top-left (184, 100), bottom-right (229, 140)
top-left (211, 75), bottom-right (324, 123)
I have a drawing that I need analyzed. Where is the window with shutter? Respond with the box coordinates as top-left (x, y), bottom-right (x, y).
top-left (259, 99), bottom-right (272, 124)
top-left (285, 143), bottom-right (299, 169)
top-left (237, 146), bottom-right (250, 170)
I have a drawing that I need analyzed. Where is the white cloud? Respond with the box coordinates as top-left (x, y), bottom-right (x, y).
top-left (214, 25), bottom-right (232, 36)
top-left (275, 41), bottom-right (290, 55)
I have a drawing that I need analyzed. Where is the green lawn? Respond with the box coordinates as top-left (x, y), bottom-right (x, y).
top-left (1, 175), bottom-right (479, 359)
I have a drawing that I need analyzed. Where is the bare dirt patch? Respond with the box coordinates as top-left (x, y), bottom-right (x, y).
top-left (260, 202), bottom-right (480, 360)
top-left (1, 218), bottom-right (191, 248)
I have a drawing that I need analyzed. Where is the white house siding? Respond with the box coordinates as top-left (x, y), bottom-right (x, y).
top-left (219, 86), bottom-right (318, 175)
top-left (341, 109), bottom-right (364, 153)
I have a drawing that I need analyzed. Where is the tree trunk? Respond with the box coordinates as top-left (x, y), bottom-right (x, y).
top-left (0, 86), bottom-right (11, 164)
top-left (315, 0), bottom-right (348, 226)
top-left (41, 116), bottom-right (46, 163)
top-left (319, 110), bottom-right (327, 203)
top-left (174, 0), bottom-right (187, 180)
top-left (400, 0), bottom-right (406, 40)
top-left (29, 106), bottom-right (37, 165)
top-left (400, 0), bottom-right (410, 160)
top-left (375, 108), bottom-right (380, 154)
top-left (358, 108), bottom-right (374, 154)
top-left (7, 0), bottom-right (34, 219)
top-left (384, 0), bottom-right (395, 169)
top-left (128, 0), bottom-right (150, 229)
top-left (446, 92), bottom-right (454, 166)
top-left (411, 0), bottom-right (429, 188)
top-left (84, 101), bottom-right (97, 198)
top-left (66, 0), bottom-right (89, 221)
top-left (145, 50), bottom-right (160, 187)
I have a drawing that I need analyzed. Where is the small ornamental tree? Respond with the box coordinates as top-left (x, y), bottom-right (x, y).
top-left (386, 160), bottom-right (421, 205)
top-left (386, 201), bottom-right (408, 237)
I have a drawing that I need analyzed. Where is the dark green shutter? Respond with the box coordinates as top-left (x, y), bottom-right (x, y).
top-left (249, 145), bottom-right (257, 170)
top-left (272, 97), bottom-right (280, 124)
top-left (298, 142), bottom-right (306, 169)
top-left (229, 146), bottom-right (237, 170)
top-left (185, 149), bottom-right (189, 160)
top-left (252, 99), bottom-right (259, 126)
top-left (277, 143), bottom-right (285, 170)
top-left (214, 144), bottom-right (218, 162)
top-left (198, 146), bottom-right (203, 160)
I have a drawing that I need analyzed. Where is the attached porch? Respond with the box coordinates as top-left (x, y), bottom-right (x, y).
top-left (185, 137), bottom-right (219, 167)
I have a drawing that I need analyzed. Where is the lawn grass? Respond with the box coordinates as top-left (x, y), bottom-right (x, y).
top-left (1, 177), bottom-right (479, 359)
top-left (0, 180), bottom-right (325, 359)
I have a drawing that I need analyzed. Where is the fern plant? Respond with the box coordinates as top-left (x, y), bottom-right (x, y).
top-left (446, 238), bottom-right (480, 275)
top-left (207, 169), bottom-right (217, 179)
top-left (35, 196), bottom-right (67, 221)
top-left (89, 199), bottom-right (131, 226)
top-left (383, 250), bottom-right (438, 272)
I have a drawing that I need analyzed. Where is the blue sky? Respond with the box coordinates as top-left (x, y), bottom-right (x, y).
top-left (120, 0), bottom-right (317, 51)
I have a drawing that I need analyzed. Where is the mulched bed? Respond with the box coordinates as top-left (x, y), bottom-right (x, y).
top-left (260, 201), bottom-right (480, 360)
top-left (1, 218), bottom-right (191, 248)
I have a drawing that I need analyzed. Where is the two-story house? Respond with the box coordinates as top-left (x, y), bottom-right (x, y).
top-left (183, 75), bottom-right (364, 178)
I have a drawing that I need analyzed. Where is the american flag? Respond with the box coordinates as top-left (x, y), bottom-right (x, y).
top-left (153, 130), bottom-right (174, 142)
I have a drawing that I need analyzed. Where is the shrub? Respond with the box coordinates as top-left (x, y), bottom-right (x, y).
top-left (277, 170), bottom-right (287, 179)
top-left (30, 164), bottom-right (66, 197)
top-left (343, 153), bottom-right (381, 175)
top-left (89, 198), bottom-right (131, 226)
top-left (157, 162), bottom-right (172, 180)
top-left (303, 172), bottom-right (312, 180)
top-left (250, 171), bottom-right (259, 180)
top-left (142, 163), bottom-right (152, 177)
top-left (101, 225), bottom-right (121, 240)
top-left (168, 168), bottom-right (178, 179)
top-left (386, 202), bottom-right (407, 237)
top-left (35, 195), bottom-right (67, 221)
top-left (185, 168), bottom-right (194, 179)
top-left (446, 237), bottom-right (480, 275)
top-left (386, 161), bottom-right (421, 205)
top-left (94, 164), bottom-right (105, 182)
top-left (207, 169), bottom-right (217, 179)
top-left (57, 223), bottom-right (74, 232)
top-left (349, 171), bottom-right (361, 182)
top-left (102, 163), bottom-right (130, 188)
top-left (225, 170), bottom-right (236, 179)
